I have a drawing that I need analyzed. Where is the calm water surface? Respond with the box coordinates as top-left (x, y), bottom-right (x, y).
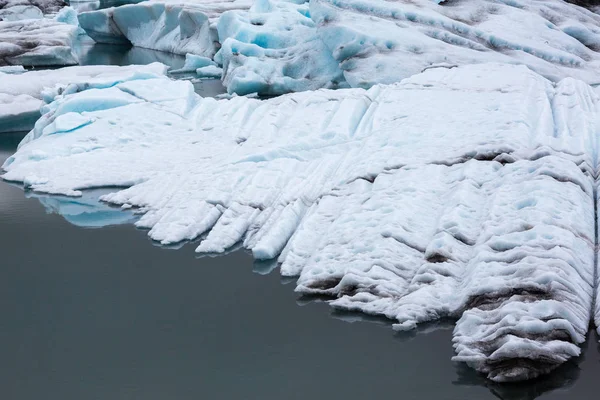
top-left (1, 126), bottom-right (599, 398)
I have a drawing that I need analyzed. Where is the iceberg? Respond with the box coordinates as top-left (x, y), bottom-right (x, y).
top-left (0, 0), bottom-right (66, 21)
top-left (0, 14), bottom-right (85, 66)
top-left (3, 62), bottom-right (600, 381)
top-left (215, 0), bottom-right (346, 95)
top-left (0, 62), bottom-right (168, 133)
top-left (78, 0), bottom-right (253, 56)
top-left (309, 0), bottom-right (600, 88)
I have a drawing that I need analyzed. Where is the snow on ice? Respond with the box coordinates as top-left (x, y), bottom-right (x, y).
top-left (78, 0), bottom-right (252, 56)
top-left (0, 8), bottom-right (86, 66)
top-left (311, 0), bottom-right (600, 87)
top-left (0, 0), bottom-right (66, 21)
top-left (0, 62), bottom-right (167, 133)
top-left (3, 62), bottom-right (600, 382)
top-left (71, 0), bottom-right (600, 94)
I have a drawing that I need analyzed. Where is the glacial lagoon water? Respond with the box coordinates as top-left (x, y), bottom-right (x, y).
top-left (2, 61), bottom-right (600, 399)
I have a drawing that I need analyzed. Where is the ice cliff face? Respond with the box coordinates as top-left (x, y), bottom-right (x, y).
top-left (3, 62), bottom-right (600, 382)
top-left (78, 0), bottom-right (253, 56)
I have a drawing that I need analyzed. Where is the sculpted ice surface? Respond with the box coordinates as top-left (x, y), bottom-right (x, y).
top-left (3, 62), bottom-right (600, 382)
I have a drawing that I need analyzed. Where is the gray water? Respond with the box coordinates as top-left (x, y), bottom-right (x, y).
top-left (75, 43), bottom-right (228, 98)
top-left (2, 134), bottom-right (600, 399)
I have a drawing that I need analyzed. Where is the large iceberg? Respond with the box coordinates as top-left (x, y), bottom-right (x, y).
top-left (78, 0), bottom-right (252, 56)
top-left (215, 0), bottom-right (346, 95)
top-left (0, 62), bottom-right (167, 133)
top-left (310, 0), bottom-right (600, 88)
top-left (75, 0), bottom-right (600, 94)
top-left (3, 62), bottom-right (600, 382)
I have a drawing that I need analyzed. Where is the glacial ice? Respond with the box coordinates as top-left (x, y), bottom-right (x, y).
top-left (310, 0), bottom-right (600, 88)
top-left (169, 52), bottom-right (222, 77)
top-left (0, 62), bottom-right (167, 133)
top-left (0, 6), bottom-right (85, 66)
top-left (215, 0), bottom-right (346, 95)
top-left (73, 0), bottom-right (600, 95)
top-left (0, 0), bottom-right (66, 21)
top-left (3, 62), bottom-right (600, 382)
top-left (78, 0), bottom-right (252, 56)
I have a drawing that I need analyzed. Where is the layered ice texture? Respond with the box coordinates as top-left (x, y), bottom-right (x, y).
top-left (0, 62), bottom-right (167, 133)
top-left (73, 0), bottom-right (600, 94)
top-left (0, 8), bottom-right (86, 66)
top-left (77, 0), bottom-right (252, 56)
top-left (0, 0), bottom-right (66, 21)
top-left (310, 0), bottom-right (600, 87)
top-left (3, 62), bottom-right (600, 382)
top-left (215, 0), bottom-right (346, 95)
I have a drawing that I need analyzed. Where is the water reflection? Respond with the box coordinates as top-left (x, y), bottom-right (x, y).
top-left (76, 43), bottom-right (187, 70)
top-left (1, 125), bottom-right (600, 400)
top-left (75, 43), bottom-right (228, 97)
top-left (25, 189), bottom-right (138, 228)
top-left (453, 333), bottom-right (592, 400)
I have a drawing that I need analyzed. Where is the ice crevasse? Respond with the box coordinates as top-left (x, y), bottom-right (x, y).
top-left (3, 62), bottom-right (600, 382)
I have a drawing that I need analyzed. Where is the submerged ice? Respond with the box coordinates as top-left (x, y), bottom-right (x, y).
top-left (3, 62), bottom-right (600, 382)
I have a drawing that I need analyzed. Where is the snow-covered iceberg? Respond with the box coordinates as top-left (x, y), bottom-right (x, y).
top-left (0, 13), bottom-right (86, 66)
top-left (0, 0), bottom-right (66, 21)
top-left (215, 0), bottom-right (346, 95)
top-left (0, 63), bottom-right (167, 133)
top-left (78, 0), bottom-right (252, 56)
top-left (3, 62), bottom-right (599, 381)
top-left (310, 0), bottom-right (600, 88)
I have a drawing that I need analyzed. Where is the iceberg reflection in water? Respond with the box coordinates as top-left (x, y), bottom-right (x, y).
top-left (27, 188), bottom-right (138, 228)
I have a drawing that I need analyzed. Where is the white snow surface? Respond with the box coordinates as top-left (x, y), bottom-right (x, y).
top-left (3, 62), bottom-right (600, 382)
top-left (0, 63), bottom-right (167, 133)
top-left (310, 0), bottom-right (600, 87)
top-left (78, 0), bottom-right (252, 57)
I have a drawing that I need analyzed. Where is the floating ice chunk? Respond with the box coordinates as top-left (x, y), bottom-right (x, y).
top-left (216, 0), bottom-right (345, 95)
top-left (3, 63), bottom-right (600, 382)
top-left (170, 53), bottom-right (217, 73)
top-left (196, 65), bottom-right (222, 78)
top-left (53, 5), bottom-right (79, 25)
top-left (0, 17), bottom-right (86, 66)
top-left (78, 0), bottom-right (252, 55)
top-left (310, 0), bottom-right (600, 87)
top-left (0, 64), bottom-right (24, 73)
top-left (0, 0), bottom-right (66, 21)
top-left (0, 63), bottom-right (167, 134)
